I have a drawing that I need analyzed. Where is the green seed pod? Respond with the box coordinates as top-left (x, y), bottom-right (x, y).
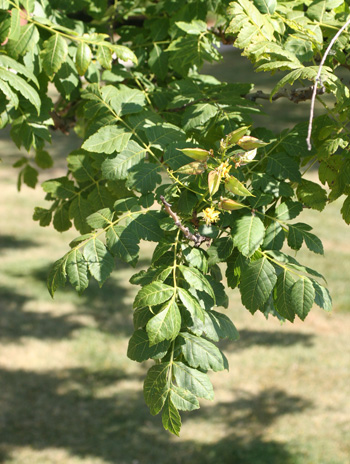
top-left (224, 126), bottom-right (250, 147)
top-left (177, 148), bottom-right (210, 161)
top-left (176, 161), bottom-right (207, 175)
top-left (218, 197), bottom-right (245, 210)
top-left (208, 170), bottom-right (221, 196)
top-left (237, 136), bottom-right (269, 150)
top-left (225, 176), bottom-right (254, 197)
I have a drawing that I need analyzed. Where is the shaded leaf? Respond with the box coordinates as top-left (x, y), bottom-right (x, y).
top-left (178, 332), bottom-right (228, 372)
top-left (66, 249), bottom-right (89, 293)
top-left (162, 397), bottom-right (181, 436)
top-left (173, 362), bottom-right (214, 400)
top-left (83, 238), bottom-right (114, 285)
top-left (82, 125), bottom-right (132, 154)
top-left (232, 214), bottom-right (265, 257)
top-left (143, 363), bottom-right (170, 415)
top-left (240, 257), bottom-right (277, 313)
top-left (146, 299), bottom-right (181, 345)
top-left (291, 277), bottom-right (315, 321)
top-left (41, 34), bottom-right (68, 78)
top-left (178, 265), bottom-right (215, 301)
top-left (102, 141), bottom-right (147, 180)
top-left (127, 329), bottom-right (170, 362)
top-left (134, 282), bottom-right (174, 310)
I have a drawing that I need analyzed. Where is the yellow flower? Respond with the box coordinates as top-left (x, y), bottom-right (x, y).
top-left (218, 160), bottom-right (232, 179)
top-left (203, 207), bottom-right (221, 225)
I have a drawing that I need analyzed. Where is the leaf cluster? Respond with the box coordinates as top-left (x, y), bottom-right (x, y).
top-left (1, 0), bottom-right (347, 435)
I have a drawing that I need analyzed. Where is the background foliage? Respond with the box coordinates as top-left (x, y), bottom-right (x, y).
top-left (1, 0), bottom-right (349, 435)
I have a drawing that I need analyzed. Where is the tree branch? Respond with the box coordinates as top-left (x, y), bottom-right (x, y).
top-left (159, 196), bottom-right (210, 247)
top-left (246, 85), bottom-right (325, 104)
top-left (307, 16), bottom-right (350, 150)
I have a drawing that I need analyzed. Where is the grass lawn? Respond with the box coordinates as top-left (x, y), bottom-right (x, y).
top-left (0, 48), bottom-right (350, 464)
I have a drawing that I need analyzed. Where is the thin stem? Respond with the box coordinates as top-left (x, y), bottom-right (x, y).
top-left (260, 250), bottom-right (305, 279)
top-left (306, 16), bottom-right (350, 150)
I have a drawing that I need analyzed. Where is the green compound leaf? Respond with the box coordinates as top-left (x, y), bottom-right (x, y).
top-left (232, 214), bottom-right (265, 257)
top-left (262, 221), bottom-right (285, 251)
top-left (290, 277), bottom-right (315, 321)
top-left (53, 205), bottom-right (72, 232)
top-left (96, 44), bottom-right (112, 69)
top-left (178, 265), bottom-right (216, 302)
top-left (182, 102), bottom-right (217, 131)
top-left (274, 201), bottom-right (303, 221)
top-left (86, 208), bottom-right (114, 229)
top-left (127, 328), bottom-right (171, 362)
top-left (83, 238), bottom-right (114, 285)
top-left (47, 256), bottom-right (67, 298)
top-left (69, 197), bottom-right (93, 234)
top-left (106, 225), bottom-right (140, 265)
top-left (312, 280), bottom-right (332, 312)
top-left (208, 236), bottom-right (234, 264)
top-left (129, 212), bottom-right (164, 242)
top-left (240, 257), bottom-right (277, 313)
top-left (75, 42), bottom-right (92, 76)
top-left (54, 57), bottom-right (80, 99)
top-left (177, 332), bottom-right (228, 372)
top-left (266, 152), bottom-right (301, 182)
top-left (134, 281), bottom-right (174, 310)
top-left (204, 310), bottom-right (240, 342)
top-left (82, 126), bottom-right (132, 154)
top-left (0, 68), bottom-right (41, 114)
top-left (178, 287), bottom-right (205, 323)
top-left (274, 269), bottom-right (297, 322)
top-left (182, 246), bottom-right (208, 273)
top-left (341, 196), bottom-right (350, 224)
top-left (41, 33), bottom-right (68, 78)
top-left (253, 0), bottom-right (276, 14)
top-left (126, 162), bottom-right (162, 194)
top-left (173, 362), bottom-right (214, 400)
top-left (106, 85), bottom-right (146, 116)
top-left (149, 43), bottom-right (168, 80)
top-left (0, 53), bottom-right (39, 87)
top-left (288, 223), bottom-right (324, 255)
top-left (9, 8), bottom-right (20, 41)
top-left (146, 298), bottom-right (181, 345)
top-left (109, 43), bottom-right (138, 65)
top-left (296, 179), bottom-right (328, 212)
top-left (170, 385), bottom-right (199, 411)
top-left (143, 363), bottom-right (170, 415)
top-left (66, 249), bottom-right (89, 293)
top-left (162, 397), bottom-right (181, 436)
top-left (6, 23), bottom-right (39, 58)
top-left (143, 123), bottom-right (186, 150)
top-left (102, 141), bottom-right (147, 180)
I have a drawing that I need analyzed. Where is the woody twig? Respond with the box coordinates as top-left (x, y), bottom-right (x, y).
top-left (159, 196), bottom-right (210, 247)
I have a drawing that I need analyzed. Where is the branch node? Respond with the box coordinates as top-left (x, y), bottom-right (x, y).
top-left (159, 196), bottom-right (211, 247)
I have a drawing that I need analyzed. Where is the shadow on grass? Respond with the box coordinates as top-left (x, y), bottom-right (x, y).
top-left (220, 328), bottom-right (315, 353)
top-left (185, 388), bottom-right (311, 464)
top-left (0, 235), bottom-right (39, 250)
top-left (0, 287), bottom-right (84, 342)
top-left (0, 253), bottom-right (152, 342)
top-left (0, 367), bottom-right (309, 464)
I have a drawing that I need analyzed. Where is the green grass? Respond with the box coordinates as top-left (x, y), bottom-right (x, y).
top-left (0, 48), bottom-right (350, 464)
